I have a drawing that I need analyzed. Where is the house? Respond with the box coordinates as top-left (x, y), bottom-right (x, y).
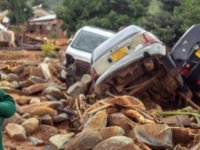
top-left (27, 6), bottom-right (65, 38)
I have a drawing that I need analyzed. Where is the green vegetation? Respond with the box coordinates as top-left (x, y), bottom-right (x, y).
top-left (56, 0), bottom-right (151, 35)
top-left (0, 0), bottom-right (33, 24)
top-left (41, 43), bottom-right (56, 57)
top-left (0, 0), bottom-right (200, 47)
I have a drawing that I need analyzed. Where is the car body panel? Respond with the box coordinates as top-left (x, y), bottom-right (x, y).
top-left (91, 25), bottom-right (166, 85)
top-left (66, 26), bottom-right (115, 63)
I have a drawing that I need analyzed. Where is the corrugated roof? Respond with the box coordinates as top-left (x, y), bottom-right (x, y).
top-left (29, 14), bottom-right (56, 22)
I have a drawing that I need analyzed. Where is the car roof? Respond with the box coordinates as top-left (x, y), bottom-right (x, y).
top-left (92, 25), bottom-right (144, 63)
top-left (79, 26), bottom-right (115, 38)
top-left (171, 24), bottom-right (200, 60)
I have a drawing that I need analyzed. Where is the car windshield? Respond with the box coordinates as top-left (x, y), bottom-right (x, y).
top-left (71, 30), bottom-right (109, 53)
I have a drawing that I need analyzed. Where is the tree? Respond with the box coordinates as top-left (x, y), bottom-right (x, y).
top-left (142, 0), bottom-right (199, 47)
top-left (0, 0), bottom-right (33, 24)
top-left (56, 0), bottom-right (150, 36)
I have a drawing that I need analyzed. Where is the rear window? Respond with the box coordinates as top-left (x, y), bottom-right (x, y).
top-left (71, 30), bottom-right (109, 53)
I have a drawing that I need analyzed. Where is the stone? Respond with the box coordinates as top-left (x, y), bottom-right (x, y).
top-left (0, 72), bottom-right (10, 81)
top-left (21, 101), bottom-right (62, 114)
top-left (40, 125), bottom-right (59, 140)
top-left (40, 115), bottom-right (54, 126)
top-left (3, 113), bottom-right (24, 128)
top-left (84, 110), bottom-right (107, 130)
top-left (39, 63), bottom-right (51, 80)
top-left (49, 133), bottom-right (74, 149)
top-left (8, 73), bottom-right (20, 82)
top-left (64, 130), bottom-right (103, 150)
top-left (29, 97), bottom-right (41, 104)
top-left (0, 81), bottom-right (16, 88)
top-left (5, 123), bottom-right (27, 141)
top-left (28, 136), bottom-right (44, 146)
top-left (3, 113), bottom-right (24, 127)
top-left (22, 118), bottom-right (40, 135)
top-left (29, 66), bottom-right (44, 78)
top-left (53, 113), bottom-right (68, 123)
top-left (16, 96), bottom-right (30, 105)
top-left (60, 69), bottom-right (66, 80)
top-left (11, 81), bottom-right (20, 89)
top-left (43, 86), bottom-right (65, 100)
top-left (31, 106), bottom-right (57, 117)
top-left (108, 113), bottom-right (136, 132)
top-left (67, 81), bottom-right (84, 96)
top-left (80, 74), bottom-right (92, 92)
top-left (19, 76), bottom-right (47, 88)
top-left (42, 145), bottom-right (58, 150)
top-left (93, 136), bottom-right (135, 150)
top-left (99, 126), bottom-right (125, 140)
top-left (22, 83), bottom-right (48, 95)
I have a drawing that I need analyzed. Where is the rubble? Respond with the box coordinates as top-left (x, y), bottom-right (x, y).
top-left (0, 51), bottom-right (200, 150)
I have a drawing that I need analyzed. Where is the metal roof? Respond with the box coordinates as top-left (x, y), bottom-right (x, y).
top-left (29, 14), bottom-right (56, 22)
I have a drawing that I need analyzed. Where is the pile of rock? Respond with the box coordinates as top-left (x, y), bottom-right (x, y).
top-left (1, 57), bottom-right (200, 150)
top-left (63, 95), bottom-right (200, 150)
top-left (0, 57), bottom-right (90, 149)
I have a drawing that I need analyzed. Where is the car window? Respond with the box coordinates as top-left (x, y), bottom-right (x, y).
top-left (71, 30), bottom-right (109, 53)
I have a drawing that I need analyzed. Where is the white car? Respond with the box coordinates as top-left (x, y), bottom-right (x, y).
top-left (65, 26), bottom-right (115, 85)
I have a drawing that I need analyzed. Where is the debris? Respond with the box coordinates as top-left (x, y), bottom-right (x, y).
top-left (22, 118), bottom-right (40, 135)
top-left (49, 133), bottom-right (74, 149)
top-left (5, 123), bottom-right (27, 141)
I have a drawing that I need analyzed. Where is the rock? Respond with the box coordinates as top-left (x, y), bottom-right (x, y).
top-left (22, 118), bottom-right (40, 135)
top-left (19, 76), bottom-right (47, 88)
top-left (67, 82), bottom-right (84, 96)
top-left (108, 113), bottom-right (136, 132)
top-left (0, 81), bottom-right (16, 88)
top-left (93, 136), bottom-right (135, 150)
top-left (28, 136), bottom-right (44, 146)
top-left (53, 113), bottom-right (68, 123)
top-left (49, 133), bottom-right (74, 149)
top-left (21, 101), bottom-right (62, 114)
top-left (84, 110), bottom-right (107, 130)
top-left (0, 72), bottom-right (10, 81)
top-left (60, 69), bottom-right (67, 80)
top-left (39, 63), bottom-right (51, 80)
top-left (29, 66), bottom-right (44, 78)
top-left (22, 83), bottom-right (48, 95)
top-left (29, 97), bottom-right (41, 104)
top-left (80, 74), bottom-right (92, 91)
top-left (11, 81), bottom-right (20, 89)
top-left (99, 126), bottom-right (125, 140)
top-left (5, 123), bottom-right (27, 141)
top-left (31, 106), bottom-right (57, 117)
top-left (40, 125), bottom-right (59, 140)
top-left (40, 115), bottom-right (54, 126)
top-left (3, 113), bottom-right (24, 128)
top-left (64, 130), bottom-right (103, 150)
top-left (16, 96), bottom-right (30, 105)
top-left (8, 73), bottom-right (20, 82)
top-left (46, 95), bottom-right (58, 101)
top-left (43, 86), bottom-right (65, 100)
top-left (42, 145), bottom-right (58, 150)
top-left (132, 124), bottom-right (173, 148)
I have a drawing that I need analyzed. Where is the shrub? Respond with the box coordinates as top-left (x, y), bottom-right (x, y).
top-left (41, 43), bottom-right (56, 57)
